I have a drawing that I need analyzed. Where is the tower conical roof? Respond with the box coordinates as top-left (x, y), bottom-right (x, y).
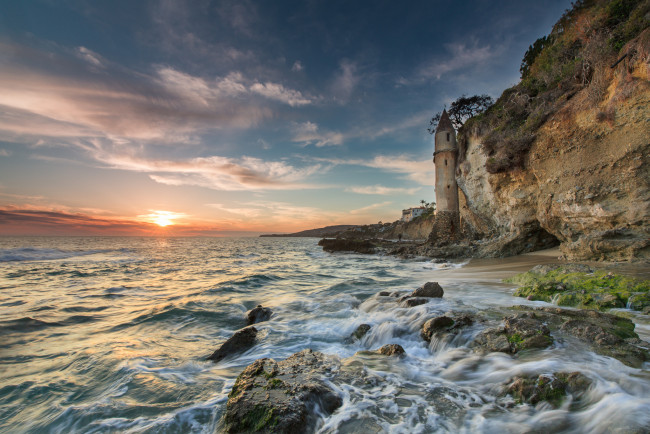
top-left (435, 109), bottom-right (454, 133)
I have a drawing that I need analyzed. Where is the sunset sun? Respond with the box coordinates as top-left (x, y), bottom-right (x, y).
top-left (141, 211), bottom-right (185, 228)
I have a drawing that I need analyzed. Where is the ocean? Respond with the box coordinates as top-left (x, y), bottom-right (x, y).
top-left (1, 237), bottom-right (648, 433)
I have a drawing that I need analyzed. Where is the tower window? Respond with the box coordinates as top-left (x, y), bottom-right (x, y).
top-left (446, 133), bottom-right (450, 141)
top-left (447, 185), bottom-right (450, 189)
top-left (444, 159), bottom-right (447, 166)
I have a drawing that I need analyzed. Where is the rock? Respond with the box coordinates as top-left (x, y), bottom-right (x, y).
top-left (223, 349), bottom-right (342, 433)
top-left (506, 372), bottom-right (591, 407)
top-left (472, 328), bottom-right (512, 353)
top-left (522, 306), bottom-right (648, 367)
top-left (350, 324), bottom-right (371, 341)
top-left (400, 297), bottom-right (428, 307)
top-left (208, 327), bottom-right (258, 363)
top-left (421, 316), bottom-right (455, 342)
top-left (472, 312), bottom-right (553, 354)
top-left (247, 305), bottom-right (272, 325)
top-left (411, 282), bottom-right (444, 298)
top-left (318, 238), bottom-right (376, 254)
top-left (378, 291), bottom-right (391, 297)
top-left (376, 344), bottom-right (405, 357)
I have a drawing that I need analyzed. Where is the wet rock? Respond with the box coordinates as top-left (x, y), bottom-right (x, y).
top-left (377, 291), bottom-right (391, 297)
top-left (411, 282), bottom-right (444, 298)
top-left (516, 306), bottom-right (649, 367)
top-left (421, 316), bottom-right (455, 342)
top-left (503, 312), bottom-right (554, 351)
top-left (208, 326), bottom-right (258, 363)
top-left (506, 372), bottom-right (591, 407)
top-left (425, 386), bottom-right (470, 425)
top-left (350, 324), bottom-right (371, 341)
top-left (400, 297), bottom-right (428, 307)
top-left (472, 312), bottom-right (553, 354)
top-left (247, 305), bottom-right (272, 325)
top-left (223, 349), bottom-right (342, 433)
top-left (376, 344), bottom-right (405, 357)
top-left (472, 328), bottom-right (512, 353)
top-left (318, 238), bottom-right (375, 254)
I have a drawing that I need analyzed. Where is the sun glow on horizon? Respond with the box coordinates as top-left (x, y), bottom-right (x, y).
top-left (140, 210), bottom-right (186, 228)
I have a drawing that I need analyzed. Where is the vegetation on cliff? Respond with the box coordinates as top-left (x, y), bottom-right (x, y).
top-left (459, 0), bottom-right (650, 173)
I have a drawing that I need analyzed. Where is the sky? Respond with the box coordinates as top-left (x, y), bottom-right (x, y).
top-left (0, 0), bottom-right (573, 236)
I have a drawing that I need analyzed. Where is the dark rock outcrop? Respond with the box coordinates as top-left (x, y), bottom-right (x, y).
top-left (349, 324), bottom-right (371, 341)
top-left (376, 344), bottom-right (405, 357)
top-left (471, 306), bottom-right (649, 367)
top-left (506, 372), bottom-right (591, 407)
top-left (223, 349), bottom-right (342, 433)
top-left (247, 305), bottom-right (272, 325)
top-left (318, 238), bottom-right (376, 254)
top-left (472, 312), bottom-right (554, 354)
top-left (208, 327), bottom-right (258, 363)
top-left (411, 282), bottom-right (444, 298)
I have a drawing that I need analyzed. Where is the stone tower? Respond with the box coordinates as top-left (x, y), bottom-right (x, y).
top-left (429, 109), bottom-right (461, 244)
top-left (433, 109), bottom-right (459, 213)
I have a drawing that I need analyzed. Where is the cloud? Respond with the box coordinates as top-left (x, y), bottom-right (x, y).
top-left (205, 200), bottom-right (344, 230)
top-left (346, 185), bottom-right (421, 195)
top-left (0, 149), bottom-right (10, 157)
top-left (314, 154), bottom-right (434, 186)
top-left (350, 201), bottom-right (392, 215)
top-left (331, 59), bottom-right (360, 102)
top-left (0, 207), bottom-right (153, 235)
top-left (250, 82), bottom-right (311, 106)
top-left (292, 61), bottom-right (303, 72)
top-left (0, 41), bottom-right (313, 148)
top-left (76, 46), bottom-right (105, 68)
top-left (291, 121), bottom-right (344, 147)
top-left (399, 40), bottom-right (496, 85)
top-left (0, 206), bottom-right (245, 236)
top-left (85, 150), bottom-right (326, 191)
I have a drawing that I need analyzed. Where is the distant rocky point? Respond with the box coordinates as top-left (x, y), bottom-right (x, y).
top-left (260, 225), bottom-right (358, 238)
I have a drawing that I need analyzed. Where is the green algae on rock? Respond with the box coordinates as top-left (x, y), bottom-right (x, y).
top-left (506, 264), bottom-right (650, 311)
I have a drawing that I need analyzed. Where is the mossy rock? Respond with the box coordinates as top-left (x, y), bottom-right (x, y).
top-left (507, 264), bottom-right (650, 311)
top-left (506, 372), bottom-right (591, 407)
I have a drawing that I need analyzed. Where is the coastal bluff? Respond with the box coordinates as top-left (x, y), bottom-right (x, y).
top-left (319, 5), bottom-right (649, 262)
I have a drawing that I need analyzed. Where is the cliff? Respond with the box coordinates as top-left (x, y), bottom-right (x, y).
top-left (455, 0), bottom-right (649, 261)
top-left (260, 225), bottom-right (357, 238)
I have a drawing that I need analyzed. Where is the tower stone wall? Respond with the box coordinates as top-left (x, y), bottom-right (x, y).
top-left (429, 109), bottom-right (461, 245)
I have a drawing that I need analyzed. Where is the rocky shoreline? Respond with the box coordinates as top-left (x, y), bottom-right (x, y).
top-left (210, 267), bottom-right (650, 433)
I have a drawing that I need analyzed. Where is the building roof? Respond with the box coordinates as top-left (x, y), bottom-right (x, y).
top-left (435, 109), bottom-right (454, 133)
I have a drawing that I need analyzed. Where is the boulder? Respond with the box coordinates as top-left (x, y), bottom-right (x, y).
top-left (247, 305), bottom-right (272, 325)
top-left (410, 282), bottom-right (444, 298)
top-left (208, 327), bottom-right (258, 363)
top-left (349, 324), bottom-right (371, 341)
top-left (506, 372), bottom-right (591, 407)
top-left (472, 312), bottom-right (553, 354)
top-left (376, 344), bottom-right (405, 357)
top-left (223, 349), bottom-right (342, 433)
top-left (421, 316), bottom-right (455, 341)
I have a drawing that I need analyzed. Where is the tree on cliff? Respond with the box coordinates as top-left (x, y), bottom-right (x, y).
top-left (428, 94), bottom-right (494, 133)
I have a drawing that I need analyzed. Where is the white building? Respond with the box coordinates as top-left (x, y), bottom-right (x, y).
top-left (401, 207), bottom-right (426, 222)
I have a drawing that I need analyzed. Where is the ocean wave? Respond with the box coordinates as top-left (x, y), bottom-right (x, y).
top-left (0, 247), bottom-right (106, 262)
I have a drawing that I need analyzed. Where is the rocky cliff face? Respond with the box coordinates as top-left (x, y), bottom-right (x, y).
top-left (457, 29), bottom-right (649, 261)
